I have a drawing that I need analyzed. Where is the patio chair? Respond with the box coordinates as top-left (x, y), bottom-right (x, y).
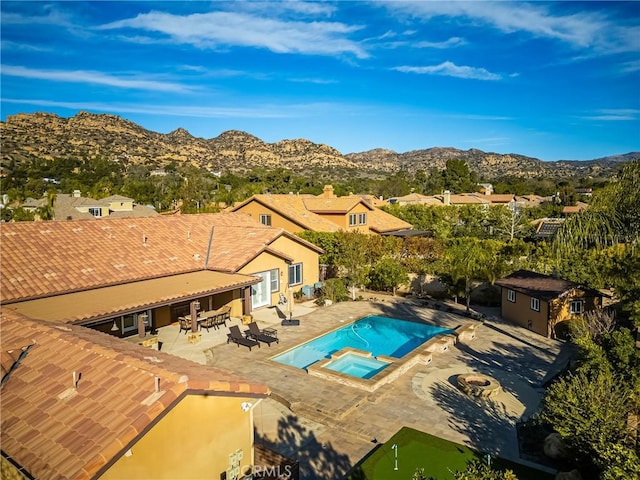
top-left (227, 326), bottom-right (260, 351)
top-left (213, 306), bottom-right (231, 328)
top-left (198, 314), bottom-right (216, 333)
top-left (178, 316), bottom-right (191, 334)
top-left (245, 322), bottom-right (279, 346)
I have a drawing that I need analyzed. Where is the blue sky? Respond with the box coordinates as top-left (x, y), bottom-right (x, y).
top-left (1, 1), bottom-right (639, 161)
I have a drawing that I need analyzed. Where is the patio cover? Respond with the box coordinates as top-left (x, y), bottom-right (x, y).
top-left (4, 270), bottom-right (260, 325)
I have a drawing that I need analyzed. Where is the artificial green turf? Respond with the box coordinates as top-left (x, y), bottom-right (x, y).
top-left (349, 427), bottom-right (554, 480)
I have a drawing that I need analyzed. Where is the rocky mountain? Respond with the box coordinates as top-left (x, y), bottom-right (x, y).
top-left (1, 112), bottom-right (636, 179)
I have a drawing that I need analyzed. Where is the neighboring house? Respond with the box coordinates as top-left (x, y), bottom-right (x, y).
top-left (532, 218), bottom-right (565, 241)
top-left (231, 185), bottom-right (412, 235)
top-left (0, 213), bottom-right (322, 336)
top-left (495, 270), bottom-right (604, 338)
top-left (562, 201), bottom-right (589, 216)
top-left (19, 191), bottom-right (158, 221)
top-left (0, 310), bottom-right (269, 479)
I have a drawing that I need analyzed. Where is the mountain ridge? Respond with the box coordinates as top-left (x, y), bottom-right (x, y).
top-left (1, 111), bottom-right (636, 179)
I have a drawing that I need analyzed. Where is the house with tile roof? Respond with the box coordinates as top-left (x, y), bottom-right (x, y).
top-left (0, 310), bottom-right (269, 479)
top-left (231, 185), bottom-right (412, 235)
top-left (495, 270), bottom-right (604, 338)
top-left (1, 213), bottom-right (322, 337)
top-left (19, 191), bottom-right (158, 221)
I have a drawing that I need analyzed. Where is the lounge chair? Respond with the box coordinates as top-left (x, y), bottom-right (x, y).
top-left (227, 326), bottom-right (260, 351)
top-left (245, 322), bottom-right (279, 346)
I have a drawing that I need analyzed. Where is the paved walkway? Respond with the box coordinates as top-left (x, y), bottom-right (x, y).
top-left (152, 298), bottom-right (569, 479)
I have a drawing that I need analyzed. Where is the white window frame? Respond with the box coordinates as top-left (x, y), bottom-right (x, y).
top-left (270, 268), bottom-right (279, 293)
top-left (348, 213), bottom-right (357, 226)
top-left (570, 300), bottom-right (584, 315)
top-left (358, 212), bottom-right (367, 225)
top-left (121, 310), bottom-right (151, 333)
top-left (530, 297), bottom-right (540, 312)
top-left (259, 214), bottom-right (271, 226)
top-left (88, 207), bottom-right (102, 217)
top-left (288, 263), bottom-right (303, 286)
top-left (507, 289), bottom-right (516, 303)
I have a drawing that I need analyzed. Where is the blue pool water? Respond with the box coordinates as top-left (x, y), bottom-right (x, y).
top-left (273, 315), bottom-right (451, 370)
top-left (325, 353), bottom-right (390, 379)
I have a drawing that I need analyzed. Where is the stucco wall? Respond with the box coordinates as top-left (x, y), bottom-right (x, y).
top-left (500, 288), bottom-right (549, 337)
top-left (316, 203), bottom-right (371, 233)
top-left (102, 395), bottom-right (259, 480)
top-left (548, 289), bottom-right (602, 337)
top-left (234, 201), bottom-right (306, 233)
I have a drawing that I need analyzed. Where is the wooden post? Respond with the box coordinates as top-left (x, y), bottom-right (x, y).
top-left (138, 313), bottom-right (147, 339)
top-left (190, 301), bottom-right (199, 333)
top-left (243, 287), bottom-right (252, 316)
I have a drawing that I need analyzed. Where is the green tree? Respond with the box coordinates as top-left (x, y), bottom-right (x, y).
top-left (540, 369), bottom-right (633, 467)
top-left (335, 231), bottom-right (370, 300)
top-left (437, 238), bottom-right (502, 313)
top-left (368, 257), bottom-right (409, 294)
top-left (453, 459), bottom-right (518, 480)
top-left (443, 159), bottom-right (477, 193)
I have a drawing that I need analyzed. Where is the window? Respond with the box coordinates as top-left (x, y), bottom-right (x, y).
top-left (570, 300), bottom-right (583, 314)
top-left (270, 268), bottom-right (279, 292)
top-left (288, 263), bottom-right (302, 286)
top-left (259, 214), bottom-right (271, 226)
top-left (507, 289), bottom-right (516, 302)
top-left (349, 213), bottom-right (357, 226)
top-left (358, 213), bottom-right (367, 225)
top-left (121, 311), bottom-right (151, 333)
top-left (88, 207), bottom-right (102, 217)
top-left (530, 297), bottom-right (540, 312)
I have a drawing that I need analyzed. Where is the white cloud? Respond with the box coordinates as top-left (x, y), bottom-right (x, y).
top-left (415, 37), bottom-right (466, 49)
top-left (1, 40), bottom-right (51, 52)
top-left (581, 109), bottom-right (639, 121)
top-left (619, 60), bottom-right (640, 74)
top-left (382, 2), bottom-right (638, 54)
top-left (0, 97), bottom-right (341, 119)
top-left (1, 65), bottom-right (192, 93)
top-left (394, 61), bottom-right (502, 81)
top-left (98, 10), bottom-right (367, 58)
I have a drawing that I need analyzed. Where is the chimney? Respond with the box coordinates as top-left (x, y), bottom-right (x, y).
top-left (322, 185), bottom-right (335, 198)
top-left (72, 189), bottom-right (81, 198)
top-left (444, 190), bottom-right (451, 205)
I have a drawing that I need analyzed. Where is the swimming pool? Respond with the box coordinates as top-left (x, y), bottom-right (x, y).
top-left (273, 315), bottom-right (452, 370)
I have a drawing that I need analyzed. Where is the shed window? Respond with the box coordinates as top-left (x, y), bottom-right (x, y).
top-left (570, 300), bottom-right (583, 314)
top-left (530, 297), bottom-right (540, 312)
top-left (507, 289), bottom-right (516, 302)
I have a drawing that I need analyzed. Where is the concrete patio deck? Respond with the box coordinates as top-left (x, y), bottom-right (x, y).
top-left (151, 298), bottom-right (569, 479)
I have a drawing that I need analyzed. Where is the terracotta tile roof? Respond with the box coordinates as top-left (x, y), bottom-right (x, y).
top-left (100, 195), bottom-right (134, 202)
top-left (233, 195), bottom-right (341, 232)
top-left (562, 202), bottom-right (588, 214)
top-left (302, 196), bottom-right (365, 214)
top-left (232, 194), bottom-right (412, 233)
top-left (106, 204), bottom-right (159, 218)
top-left (1, 213), bottom-right (315, 303)
top-left (367, 208), bottom-right (413, 233)
top-left (495, 269), bottom-right (603, 301)
top-left (0, 310), bottom-right (269, 480)
top-left (482, 194), bottom-right (516, 204)
top-left (5, 271), bottom-right (260, 324)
